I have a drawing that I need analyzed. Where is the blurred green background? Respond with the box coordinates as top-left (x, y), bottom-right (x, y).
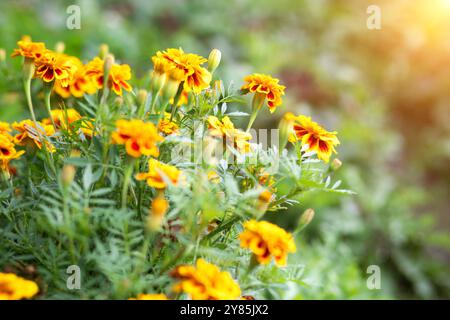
top-left (1, 0), bottom-right (449, 299)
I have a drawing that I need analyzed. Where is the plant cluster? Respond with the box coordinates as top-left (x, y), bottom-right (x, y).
top-left (0, 36), bottom-right (349, 300)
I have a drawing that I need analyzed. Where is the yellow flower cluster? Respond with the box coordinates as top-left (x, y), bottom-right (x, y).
top-left (286, 113), bottom-right (340, 163)
top-left (171, 259), bottom-right (241, 300)
top-left (239, 220), bottom-right (296, 266)
top-left (242, 73), bottom-right (286, 113)
top-left (0, 273), bottom-right (39, 300)
top-left (111, 119), bottom-right (163, 158)
top-left (53, 57), bottom-right (97, 98)
top-left (136, 158), bottom-right (181, 189)
top-left (207, 116), bottom-right (252, 154)
top-left (152, 48), bottom-right (212, 94)
top-left (158, 112), bottom-right (179, 135)
top-left (12, 119), bottom-right (55, 152)
top-left (12, 37), bottom-right (133, 97)
top-left (85, 57), bottom-right (133, 96)
top-left (0, 124), bottom-right (25, 172)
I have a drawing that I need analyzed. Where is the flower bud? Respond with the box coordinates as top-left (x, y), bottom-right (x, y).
top-left (99, 44), bottom-right (109, 59)
top-left (104, 54), bottom-right (115, 74)
top-left (279, 112), bottom-right (296, 152)
top-left (147, 195), bottom-right (169, 231)
top-left (257, 189), bottom-right (273, 212)
top-left (150, 71), bottom-right (166, 95)
top-left (55, 42), bottom-right (65, 53)
top-left (137, 89), bottom-right (148, 106)
top-left (0, 49), bottom-right (6, 62)
top-left (22, 58), bottom-right (35, 81)
top-left (207, 48), bottom-right (221, 73)
top-left (61, 164), bottom-right (76, 186)
top-left (331, 158), bottom-right (342, 171)
top-left (296, 208), bottom-right (315, 232)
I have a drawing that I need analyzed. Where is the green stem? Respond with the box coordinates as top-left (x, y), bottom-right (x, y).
top-left (121, 160), bottom-right (135, 209)
top-left (246, 109), bottom-right (259, 132)
top-left (169, 82), bottom-right (184, 122)
top-left (23, 79), bottom-right (38, 125)
top-left (43, 82), bottom-right (56, 130)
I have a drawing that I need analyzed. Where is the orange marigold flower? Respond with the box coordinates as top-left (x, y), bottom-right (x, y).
top-left (290, 115), bottom-right (340, 163)
top-left (34, 51), bottom-right (78, 87)
top-left (85, 57), bottom-right (132, 96)
top-left (111, 119), bottom-right (163, 158)
top-left (54, 59), bottom-right (98, 98)
top-left (129, 293), bottom-right (168, 300)
top-left (12, 120), bottom-right (55, 152)
top-left (171, 259), bottom-right (241, 300)
top-left (158, 112), bottom-right (179, 135)
top-left (0, 273), bottom-right (39, 300)
top-left (0, 134), bottom-right (25, 171)
top-left (11, 39), bottom-right (46, 61)
top-left (239, 220), bottom-right (296, 266)
top-left (136, 158), bottom-right (181, 189)
top-left (153, 48), bottom-right (212, 93)
top-left (241, 73), bottom-right (285, 113)
top-left (207, 116), bottom-right (252, 154)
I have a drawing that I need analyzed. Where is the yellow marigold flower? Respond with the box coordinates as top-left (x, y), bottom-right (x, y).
top-left (207, 116), bottom-right (252, 154)
top-left (0, 273), bottom-right (39, 300)
top-left (43, 109), bottom-right (95, 138)
top-left (239, 220), bottom-right (296, 266)
top-left (85, 57), bottom-right (132, 96)
top-left (153, 48), bottom-right (212, 93)
top-left (0, 134), bottom-right (25, 171)
top-left (291, 115), bottom-right (340, 163)
top-left (241, 73), bottom-right (286, 113)
top-left (11, 39), bottom-right (46, 61)
top-left (129, 293), bottom-right (168, 300)
top-left (54, 60), bottom-right (98, 98)
top-left (0, 121), bottom-right (12, 135)
top-left (136, 158), bottom-right (181, 189)
top-left (111, 119), bottom-right (162, 158)
top-left (171, 259), bottom-right (241, 300)
top-left (110, 63), bottom-right (133, 96)
top-left (158, 112), bottom-right (179, 135)
top-left (12, 120), bottom-right (55, 152)
top-left (34, 51), bottom-right (78, 87)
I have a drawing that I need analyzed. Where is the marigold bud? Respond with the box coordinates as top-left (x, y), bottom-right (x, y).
top-left (114, 96), bottom-right (124, 107)
top-left (296, 208), bottom-right (315, 233)
top-left (62, 164), bottom-right (76, 186)
top-left (55, 42), bottom-right (65, 53)
top-left (147, 195), bottom-right (169, 231)
top-left (99, 44), bottom-right (109, 59)
top-left (104, 54), bottom-right (115, 74)
top-left (279, 112), bottom-right (296, 152)
top-left (0, 48), bottom-right (6, 62)
top-left (257, 189), bottom-right (272, 212)
top-left (207, 48), bottom-right (221, 73)
top-left (331, 158), bottom-right (342, 171)
top-left (137, 89), bottom-right (148, 106)
top-left (150, 71), bottom-right (166, 94)
top-left (22, 58), bottom-right (35, 81)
